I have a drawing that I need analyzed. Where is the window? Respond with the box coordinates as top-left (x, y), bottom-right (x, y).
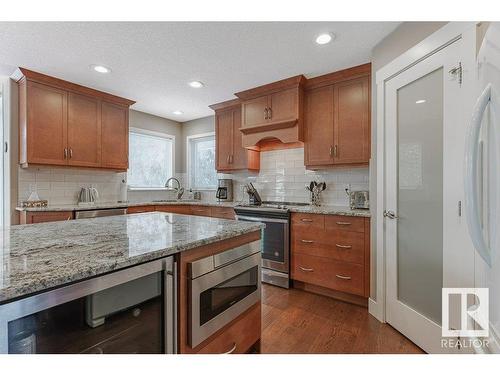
top-left (127, 128), bottom-right (174, 189)
top-left (187, 134), bottom-right (217, 190)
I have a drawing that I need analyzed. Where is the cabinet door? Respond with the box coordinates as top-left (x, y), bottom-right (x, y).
top-left (26, 81), bottom-right (68, 165)
top-left (333, 77), bottom-right (370, 164)
top-left (67, 93), bottom-right (101, 167)
top-left (304, 85), bottom-right (334, 166)
top-left (268, 88), bottom-right (297, 123)
top-left (230, 106), bottom-right (248, 170)
top-left (23, 211), bottom-right (73, 224)
top-left (215, 109), bottom-right (233, 170)
top-left (101, 101), bottom-right (129, 170)
top-left (241, 95), bottom-right (268, 127)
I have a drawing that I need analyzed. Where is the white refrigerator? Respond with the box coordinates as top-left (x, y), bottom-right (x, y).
top-left (465, 22), bottom-right (500, 352)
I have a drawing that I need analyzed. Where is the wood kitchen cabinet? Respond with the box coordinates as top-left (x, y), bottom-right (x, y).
top-left (209, 99), bottom-right (260, 172)
top-left (235, 75), bottom-right (305, 147)
top-left (20, 211), bottom-right (73, 224)
top-left (14, 68), bottom-right (135, 171)
top-left (304, 63), bottom-right (371, 169)
top-left (291, 212), bottom-right (370, 303)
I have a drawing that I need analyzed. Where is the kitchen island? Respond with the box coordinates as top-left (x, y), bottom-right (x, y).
top-left (0, 212), bottom-right (264, 354)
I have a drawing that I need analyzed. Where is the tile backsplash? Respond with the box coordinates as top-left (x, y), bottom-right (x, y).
top-left (219, 148), bottom-right (369, 206)
top-left (17, 148), bottom-right (369, 207)
top-left (18, 166), bottom-right (127, 205)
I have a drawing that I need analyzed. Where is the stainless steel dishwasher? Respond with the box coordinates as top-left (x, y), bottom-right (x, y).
top-left (74, 207), bottom-right (127, 219)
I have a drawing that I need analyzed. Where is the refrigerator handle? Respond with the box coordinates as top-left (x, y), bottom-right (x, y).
top-left (464, 83), bottom-right (492, 267)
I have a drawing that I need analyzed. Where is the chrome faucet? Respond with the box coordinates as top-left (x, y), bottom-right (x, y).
top-left (165, 177), bottom-right (184, 200)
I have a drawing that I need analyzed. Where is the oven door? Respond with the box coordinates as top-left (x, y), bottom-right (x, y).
top-left (236, 215), bottom-right (289, 272)
top-left (189, 252), bottom-right (261, 348)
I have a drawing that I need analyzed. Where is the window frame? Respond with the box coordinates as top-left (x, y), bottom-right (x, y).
top-left (127, 127), bottom-right (176, 191)
top-left (186, 132), bottom-right (217, 191)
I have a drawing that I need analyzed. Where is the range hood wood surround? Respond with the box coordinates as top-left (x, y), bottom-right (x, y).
top-left (235, 75), bottom-right (306, 148)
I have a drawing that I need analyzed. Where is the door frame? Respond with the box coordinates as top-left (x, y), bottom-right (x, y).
top-left (370, 22), bottom-right (477, 323)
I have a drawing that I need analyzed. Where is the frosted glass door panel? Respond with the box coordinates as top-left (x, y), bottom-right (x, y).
top-left (397, 68), bottom-right (443, 325)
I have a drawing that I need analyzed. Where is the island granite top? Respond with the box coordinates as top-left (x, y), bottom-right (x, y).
top-left (0, 212), bottom-right (264, 305)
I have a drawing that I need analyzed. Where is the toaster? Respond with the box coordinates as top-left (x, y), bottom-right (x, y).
top-left (349, 191), bottom-right (369, 210)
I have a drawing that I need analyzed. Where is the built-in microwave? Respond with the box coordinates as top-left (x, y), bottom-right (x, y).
top-left (188, 240), bottom-right (261, 348)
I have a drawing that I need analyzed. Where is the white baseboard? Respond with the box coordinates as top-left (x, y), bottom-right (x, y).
top-left (368, 298), bottom-right (385, 322)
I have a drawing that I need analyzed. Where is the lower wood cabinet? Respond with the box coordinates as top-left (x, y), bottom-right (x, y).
top-left (126, 205), bottom-right (156, 214)
top-left (291, 213), bottom-right (370, 298)
top-left (210, 206), bottom-right (236, 220)
top-left (20, 211), bottom-right (73, 224)
top-left (154, 205), bottom-right (193, 215)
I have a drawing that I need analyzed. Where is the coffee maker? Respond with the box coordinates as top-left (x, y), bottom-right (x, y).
top-left (216, 179), bottom-right (233, 202)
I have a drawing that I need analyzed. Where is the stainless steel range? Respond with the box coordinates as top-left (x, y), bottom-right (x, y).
top-left (234, 201), bottom-right (308, 288)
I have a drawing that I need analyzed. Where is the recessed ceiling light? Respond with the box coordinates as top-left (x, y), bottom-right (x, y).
top-left (90, 64), bottom-right (111, 74)
top-left (315, 33), bottom-right (334, 45)
top-left (415, 99), bottom-right (426, 104)
top-left (172, 110), bottom-right (184, 115)
top-left (189, 81), bottom-right (204, 88)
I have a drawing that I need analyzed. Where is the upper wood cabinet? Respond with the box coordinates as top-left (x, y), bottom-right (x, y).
top-left (304, 63), bottom-right (371, 169)
top-left (209, 99), bottom-right (260, 172)
top-left (101, 101), bottom-right (129, 170)
top-left (235, 75), bottom-right (305, 147)
top-left (14, 68), bottom-right (135, 171)
top-left (67, 92), bottom-right (101, 167)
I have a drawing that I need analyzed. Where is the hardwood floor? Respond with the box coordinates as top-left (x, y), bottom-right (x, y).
top-left (260, 284), bottom-right (424, 354)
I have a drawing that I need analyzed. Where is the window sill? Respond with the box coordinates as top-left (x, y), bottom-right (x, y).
top-left (128, 187), bottom-right (176, 191)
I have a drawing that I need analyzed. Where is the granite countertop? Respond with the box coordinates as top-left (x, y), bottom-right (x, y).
top-left (16, 201), bottom-right (370, 217)
top-left (15, 200), bottom-right (237, 212)
top-left (287, 205), bottom-right (371, 217)
top-left (0, 212), bottom-right (264, 305)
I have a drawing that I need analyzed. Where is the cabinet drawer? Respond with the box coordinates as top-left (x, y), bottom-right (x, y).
top-left (24, 211), bottom-right (73, 224)
top-left (291, 253), bottom-right (364, 296)
top-left (195, 303), bottom-right (261, 354)
top-left (291, 213), bottom-right (325, 229)
top-left (155, 205), bottom-right (192, 215)
top-left (210, 207), bottom-right (235, 220)
top-left (325, 215), bottom-right (365, 233)
top-left (292, 228), bottom-right (364, 264)
top-left (126, 205), bottom-right (155, 214)
top-left (190, 206), bottom-right (212, 216)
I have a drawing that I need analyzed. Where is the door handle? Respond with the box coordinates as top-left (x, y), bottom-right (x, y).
top-left (335, 244), bottom-right (352, 249)
top-left (268, 107), bottom-right (272, 119)
top-left (383, 210), bottom-right (398, 219)
top-left (64, 148), bottom-right (68, 159)
top-left (465, 83), bottom-right (492, 266)
top-left (299, 266), bottom-right (314, 272)
top-left (264, 108), bottom-right (269, 120)
top-left (301, 239), bottom-right (314, 243)
top-left (300, 218), bottom-right (313, 222)
top-left (69, 148), bottom-right (73, 159)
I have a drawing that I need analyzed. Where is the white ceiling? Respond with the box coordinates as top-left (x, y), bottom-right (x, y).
top-left (0, 22), bottom-right (399, 122)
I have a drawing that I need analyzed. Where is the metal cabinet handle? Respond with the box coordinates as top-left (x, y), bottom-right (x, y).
top-left (64, 148), bottom-right (68, 159)
top-left (299, 266), bottom-right (314, 272)
top-left (222, 342), bottom-right (237, 354)
top-left (336, 274), bottom-right (351, 280)
top-left (300, 218), bottom-right (313, 222)
top-left (329, 146), bottom-right (334, 158)
top-left (301, 239), bottom-right (314, 243)
top-left (333, 145), bottom-right (338, 157)
top-left (335, 244), bottom-right (352, 249)
top-left (268, 107), bottom-right (272, 119)
top-left (69, 148), bottom-right (73, 158)
top-left (229, 155), bottom-right (233, 164)
top-left (264, 108), bottom-right (269, 120)
top-left (336, 222), bottom-right (351, 226)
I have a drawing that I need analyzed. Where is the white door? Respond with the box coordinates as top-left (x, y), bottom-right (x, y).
top-left (384, 38), bottom-right (475, 353)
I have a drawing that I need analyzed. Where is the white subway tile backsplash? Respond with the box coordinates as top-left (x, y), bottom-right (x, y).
top-left (17, 166), bottom-right (126, 205)
top-left (226, 148), bottom-right (369, 206)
